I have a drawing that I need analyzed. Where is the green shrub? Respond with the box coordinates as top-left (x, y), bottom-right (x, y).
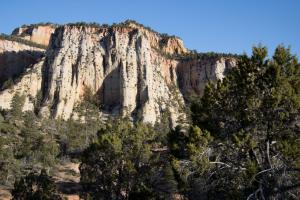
top-left (12, 169), bottom-right (62, 200)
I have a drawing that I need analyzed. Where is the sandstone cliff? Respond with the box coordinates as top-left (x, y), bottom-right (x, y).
top-left (0, 60), bottom-right (43, 111)
top-left (12, 24), bottom-right (56, 46)
top-left (176, 56), bottom-right (236, 97)
top-left (0, 21), bottom-right (237, 125)
top-left (40, 23), bottom-right (186, 124)
top-left (0, 36), bottom-right (45, 87)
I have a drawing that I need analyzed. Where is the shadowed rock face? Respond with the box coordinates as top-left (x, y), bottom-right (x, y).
top-left (0, 50), bottom-right (44, 86)
top-left (0, 59), bottom-right (44, 112)
top-left (176, 57), bottom-right (236, 97)
top-left (0, 33), bottom-right (46, 111)
top-left (0, 38), bottom-right (45, 89)
top-left (0, 22), bottom-right (237, 125)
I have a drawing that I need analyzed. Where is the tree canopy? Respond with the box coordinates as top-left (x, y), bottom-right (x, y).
top-left (188, 45), bottom-right (300, 199)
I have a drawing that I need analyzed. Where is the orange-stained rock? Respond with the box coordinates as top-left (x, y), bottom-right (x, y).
top-left (12, 24), bottom-right (56, 46)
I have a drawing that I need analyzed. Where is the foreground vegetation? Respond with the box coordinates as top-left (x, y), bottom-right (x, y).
top-left (0, 45), bottom-right (299, 199)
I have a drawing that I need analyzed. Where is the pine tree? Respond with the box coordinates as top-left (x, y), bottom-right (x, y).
top-left (190, 45), bottom-right (300, 199)
top-left (10, 93), bottom-right (25, 118)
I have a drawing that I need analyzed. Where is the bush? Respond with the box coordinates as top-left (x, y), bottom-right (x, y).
top-left (1, 78), bottom-right (14, 90)
top-left (80, 120), bottom-right (163, 199)
top-left (12, 169), bottom-right (62, 200)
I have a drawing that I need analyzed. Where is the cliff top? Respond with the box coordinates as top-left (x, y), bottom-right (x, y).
top-left (5, 20), bottom-right (240, 59)
top-left (0, 33), bottom-right (48, 49)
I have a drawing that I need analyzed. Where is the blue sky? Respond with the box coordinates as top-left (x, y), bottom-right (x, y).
top-left (1, 0), bottom-right (299, 57)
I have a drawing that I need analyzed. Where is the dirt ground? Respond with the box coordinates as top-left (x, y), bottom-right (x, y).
top-left (0, 186), bottom-right (11, 200)
top-left (0, 162), bottom-right (81, 200)
top-left (54, 162), bottom-right (82, 199)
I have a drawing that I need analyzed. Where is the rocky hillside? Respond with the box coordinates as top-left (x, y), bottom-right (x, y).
top-left (0, 20), bottom-right (237, 125)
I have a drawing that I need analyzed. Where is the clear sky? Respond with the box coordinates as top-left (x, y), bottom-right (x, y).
top-left (0, 0), bottom-right (299, 57)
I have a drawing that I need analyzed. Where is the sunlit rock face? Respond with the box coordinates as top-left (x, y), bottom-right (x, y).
top-left (12, 24), bottom-right (56, 46)
top-left (39, 24), bottom-right (187, 124)
top-left (0, 21), bottom-right (236, 125)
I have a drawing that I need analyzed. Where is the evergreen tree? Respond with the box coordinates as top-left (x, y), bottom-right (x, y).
top-left (10, 93), bottom-right (25, 118)
top-left (80, 120), bottom-right (160, 200)
top-left (190, 45), bottom-right (300, 199)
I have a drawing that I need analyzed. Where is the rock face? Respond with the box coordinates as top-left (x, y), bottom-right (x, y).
top-left (40, 24), bottom-right (186, 124)
top-left (0, 38), bottom-right (45, 87)
top-left (176, 57), bottom-right (236, 97)
top-left (0, 59), bottom-right (43, 111)
top-left (0, 21), bottom-right (237, 125)
top-left (12, 24), bottom-right (56, 46)
top-left (0, 38), bottom-right (44, 53)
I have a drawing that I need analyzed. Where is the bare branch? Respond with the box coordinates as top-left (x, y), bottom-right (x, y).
top-left (209, 161), bottom-right (231, 168)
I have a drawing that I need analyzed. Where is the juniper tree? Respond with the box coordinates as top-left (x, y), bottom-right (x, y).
top-left (190, 45), bottom-right (300, 199)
